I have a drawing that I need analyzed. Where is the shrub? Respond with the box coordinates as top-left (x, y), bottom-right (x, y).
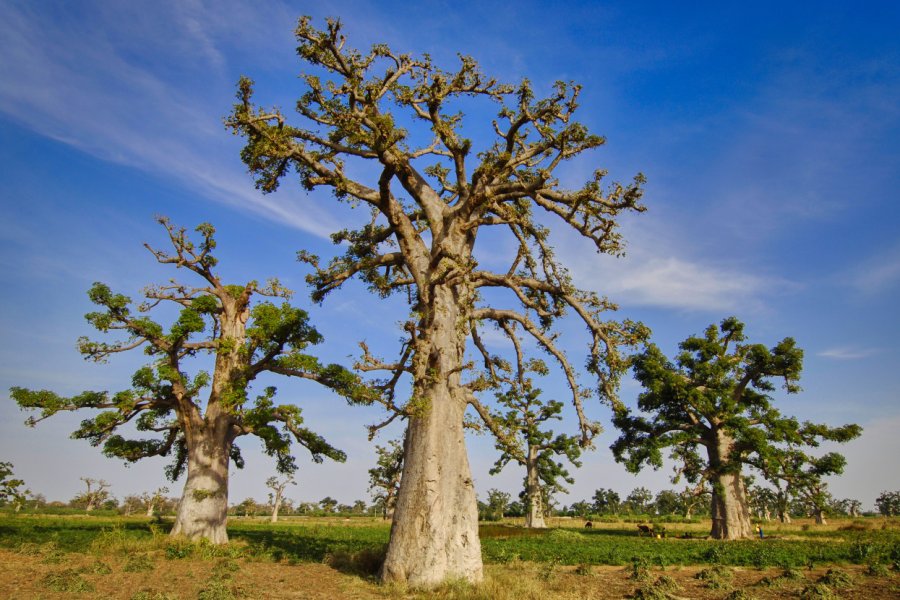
top-left (798, 583), bottom-right (837, 600)
top-left (695, 565), bottom-right (732, 589)
top-left (817, 568), bottom-right (853, 588)
top-left (123, 553), bottom-right (155, 572)
top-left (43, 568), bottom-right (95, 593)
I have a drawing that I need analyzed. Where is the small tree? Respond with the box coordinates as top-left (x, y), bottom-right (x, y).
top-left (653, 489), bottom-right (681, 515)
top-left (266, 475), bottom-right (296, 523)
top-left (484, 359), bottom-right (584, 528)
top-left (624, 487), bottom-right (653, 515)
top-left (747, 485), bottom-right (778, 521)
top-left (679, 482), bottom-right (710, 519)
top-left (74, 478), bottom-right (110, 512)
top-left (612, 317), bottom-right (861, 539)
top-left (11, 218), bottom-right (372, 543)
top-left (591, 488), bottom-right (621, 516)
top-left (481, 489), bottom-right (510, 521)
top-left (368, 438), bottom-right (404, 520)
top-left (875, 491), bottom-right (900, 517)
top-left (757, 449), bottom-right (854, 525)
top-left (0, 462), bottom-right (29, 512)
top-left (319, 496), bottom-right (338, 514)
top-left (142, 486), bottom-right (170, 517)
top-left (121, 494), bottom-right (143, 516)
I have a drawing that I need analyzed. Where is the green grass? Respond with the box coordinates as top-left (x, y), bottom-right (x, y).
top-left (1, 515), bottom-right (897, 570)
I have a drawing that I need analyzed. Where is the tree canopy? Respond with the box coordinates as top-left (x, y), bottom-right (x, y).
top-left (228, 15), bottom-right (648, 585)
top-left (11, 218), bottom-right (372, 542)
top-left (611, 317), bottom-right (861, 538)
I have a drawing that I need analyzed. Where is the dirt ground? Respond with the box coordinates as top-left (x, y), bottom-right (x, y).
top-left (0, 548), bottom-right (896, 599)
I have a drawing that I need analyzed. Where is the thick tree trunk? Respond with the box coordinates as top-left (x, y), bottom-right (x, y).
top-left (271, 496), bottom-right (282, 523)
top-left (814, 509), bottom-right (826, 525)
top-left (707, 432), bottom-right (752, 539)
top-left (524, 450), bottom-right (545, 528)
top-left (146, 501), bottom-right (155, 518)
top-left (171, 431), bottom-right (231, 544)
top-left (381, 283), bottom-right (482, 587)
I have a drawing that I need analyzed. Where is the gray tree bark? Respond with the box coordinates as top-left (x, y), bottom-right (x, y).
top-left (381, 283), bottom-right (483, 587)
top-left (171, 432), bottom-right (231, 544)
top-left (707, 432), bottom-right (753, 539)
top-left (523, 449), bottom-right (545, 528)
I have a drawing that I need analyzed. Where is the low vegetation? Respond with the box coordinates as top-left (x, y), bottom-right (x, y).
top-left (0, 513), bottom-right (897, 598)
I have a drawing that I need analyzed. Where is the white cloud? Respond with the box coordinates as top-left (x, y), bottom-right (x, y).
top-left (0, 1), bottom-right (338, 238)
top-left (555, 216), bottom-right (779, 313)
top-left (817, 347), bottom-right (880, 360)
top-left (851, 249), bottom-right (900, 296)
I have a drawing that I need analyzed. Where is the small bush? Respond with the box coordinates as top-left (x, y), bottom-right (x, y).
top-left (538, 556), bottom-right (560, 581)
top-left (630, 575), bottom-right (681, 600)
top-left (123, 553), bottom-right (156, 572)
top-left (324, 546), bottom-right (385, 576)
top-left (197, 578), bottom-right (240, 600)
top-left (817, 568), bottom-right (853, 589)
top-left (87, 559), bottom-right (113, 574)
top-left (165, 540), bottom-right (193, 559)
top-left (798, 582), bottom-right (837, 600)
top-left (43, 568), bottom-right (95, 593)
top-left (780, 566), bottom-right (805, 580)
top-left (573, 563), bottom-right (592, 576)
top-left (130, 592), bottom-right (178, 600)
top-left (695, 565), bottom-right (732, 589)
top-left (628, 555), bottom-right (652, 581)
top-left (723, 591), bottom-right (756, 600)
top-left (865, 562), bottom-right (889, 577)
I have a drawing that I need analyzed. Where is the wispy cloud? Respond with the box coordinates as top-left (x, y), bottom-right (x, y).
top-left (556, 216), bottom-right (780, 313)
top-left (818, 346), bottom-right (880, 360)
top-left (0, 1), bottom-right (338, 238)
top-left (850, 246), bottom-right (900, 296)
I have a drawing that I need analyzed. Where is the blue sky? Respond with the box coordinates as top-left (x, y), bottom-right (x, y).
top-left (1, 0), bottom-right (898, 511)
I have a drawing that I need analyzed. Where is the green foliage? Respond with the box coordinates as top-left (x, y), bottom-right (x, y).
top-left (0, 461), bottom-right (27, 506)
top-left (487, 361), bottom-right (584, 521)
top-left (695, 565), bottom-right (733, 589)
top-left (122, 552), bottom-right (156, 572)
top-left (368, 438), bottom-right (403, 518)
top-left (876, 491), bottom-right (900, 516)
top-left (612, 317), bottom-right (861, 534)
top-left (817, 568), bottom-right (853, 588)
top-left (11, 217), bottom-right (367, 494)
top-left (43, 568), bottom-right (95, 593)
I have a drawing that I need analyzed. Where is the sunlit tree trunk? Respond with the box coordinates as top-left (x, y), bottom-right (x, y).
top-left (708, 431), bottom-right (752, 539)
top-left (523, 448), bottom-right (545, 528)
top-left (381, 284), bottom-right (482, 587)
top-left (171, 428), bottom-right (231, 544)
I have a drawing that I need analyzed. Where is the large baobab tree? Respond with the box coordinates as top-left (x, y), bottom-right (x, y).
top-left (612, 317), bottom-right (861, 539)
top-left (228, 16), bottom-right (646, 586)
top-left (11, 218), bottom-right (372, 543)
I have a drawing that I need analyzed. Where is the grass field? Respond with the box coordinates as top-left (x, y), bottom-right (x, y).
top-left (0, 513), bottom-right (897, 598)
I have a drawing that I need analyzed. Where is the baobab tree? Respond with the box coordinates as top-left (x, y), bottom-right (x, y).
top-left (75, 478), bottom-right (110, 512)
top-left (266, 475), bottom-right (295, 523)
top-left (368, 438), bottom-right (404, 520)
top-left (229, 16), bottom-right (646, 586)
top-left (483, 358), bottom-right (583, 528)
top-left (0, 462), bottom-right (28, 511)
top-left (11, 218), bottom-right (373, 543)
top-left (612, 317), bottom-right (861, 539)
top-left (754, 446), bottom-right (855, 526)
top-left (142, 486), bottom-right (170, 517)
